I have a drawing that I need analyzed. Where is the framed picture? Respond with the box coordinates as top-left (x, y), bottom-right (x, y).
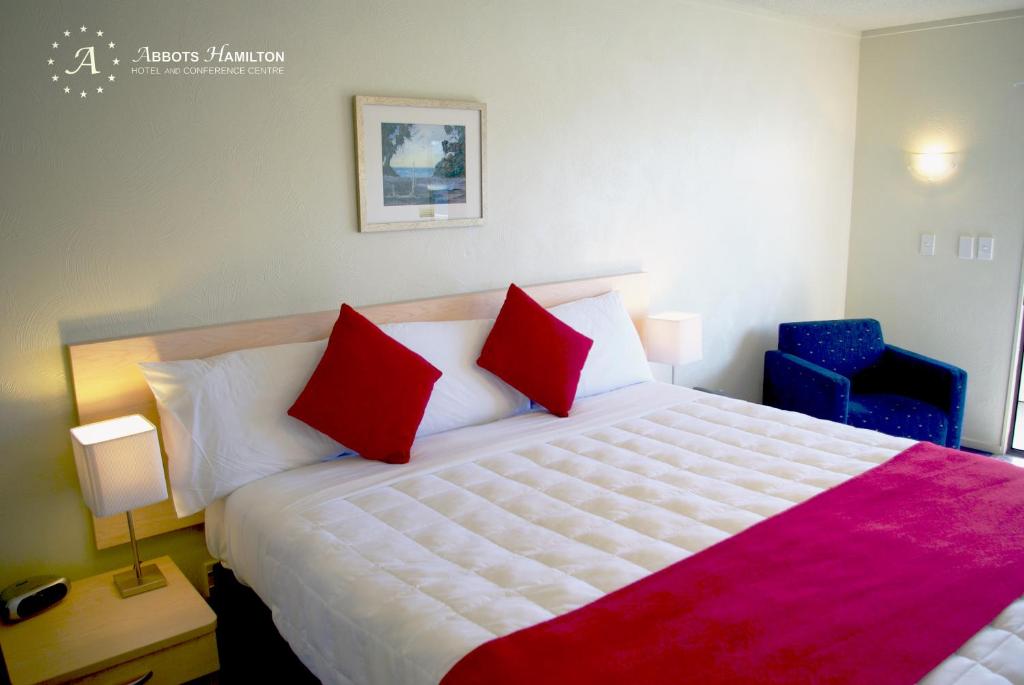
top-left (354, 95), bottom-right (486, 232)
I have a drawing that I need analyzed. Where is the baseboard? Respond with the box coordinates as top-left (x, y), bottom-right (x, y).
top-left (960, 437), bottom-right (1003, 455)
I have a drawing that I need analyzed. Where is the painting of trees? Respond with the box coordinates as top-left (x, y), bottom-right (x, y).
top-left (381, 123), bottom-right (413, 177)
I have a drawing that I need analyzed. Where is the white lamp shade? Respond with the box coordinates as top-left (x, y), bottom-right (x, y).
top-left (70, 415), bottom-right (168, 518)
top-left (645, 312), bottom-right (702, 366)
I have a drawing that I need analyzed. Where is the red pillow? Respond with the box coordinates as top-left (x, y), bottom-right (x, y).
top-left (289, 304), bottom-right (442, 464)
top-left (477, 284), bottom-right (593, 417)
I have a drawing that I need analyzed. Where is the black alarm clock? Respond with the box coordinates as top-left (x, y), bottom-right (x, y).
top-left (1, 576), bottom-right (70, 622)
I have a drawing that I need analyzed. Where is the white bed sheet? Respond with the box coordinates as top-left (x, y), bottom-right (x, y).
top-left (207, 382), bottom-right (1024, 685)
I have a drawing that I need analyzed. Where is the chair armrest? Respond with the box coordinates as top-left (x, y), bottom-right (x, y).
top-left (879, 345), bottom-right (968, 442)
top-left (763, 351), bottom-right (850, 423)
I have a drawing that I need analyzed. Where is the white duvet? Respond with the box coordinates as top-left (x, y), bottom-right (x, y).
top-left (207, 383), bottom-right (1024, 685)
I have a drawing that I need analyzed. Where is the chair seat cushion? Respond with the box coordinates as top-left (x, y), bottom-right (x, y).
top-left (848, 393), bottom-right (948, 444)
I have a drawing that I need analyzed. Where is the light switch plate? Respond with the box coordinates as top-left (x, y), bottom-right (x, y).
top-left (958, 236), bottom-right (976, 260)
top-left (977, 236), bottom-right (995, 261)
top-left (919, 233), bottom-right (936, 256)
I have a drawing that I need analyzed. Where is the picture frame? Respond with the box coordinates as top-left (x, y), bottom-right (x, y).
top-left (354, 95), bottom-right (486, 232)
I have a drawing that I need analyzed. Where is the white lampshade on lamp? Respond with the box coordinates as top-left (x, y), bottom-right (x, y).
top-left (70, 415), bottom-right (169, 598)
top-left (645, 312), bottom-right (703, 384)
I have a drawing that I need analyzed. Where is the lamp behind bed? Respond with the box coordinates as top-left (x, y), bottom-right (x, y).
top-left (645, 311), bottom-right (702, 384)
top-left (70, 415), bottom-right (169, 597)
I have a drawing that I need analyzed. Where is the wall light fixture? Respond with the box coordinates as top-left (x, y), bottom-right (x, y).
top-left (906, 150), bottom-right (960, 183)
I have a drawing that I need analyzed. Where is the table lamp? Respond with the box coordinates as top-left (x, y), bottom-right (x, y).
top-left (70, 415), bottom-right (169, 598)
top-left (645, 311), bottom-right (703, 384)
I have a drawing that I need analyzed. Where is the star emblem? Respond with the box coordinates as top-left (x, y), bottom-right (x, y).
top-left (51, 28), bottom-right (119, 101)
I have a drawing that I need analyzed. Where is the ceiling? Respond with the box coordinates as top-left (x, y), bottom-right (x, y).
top-left (720, 0), bottom-right (1024, 32)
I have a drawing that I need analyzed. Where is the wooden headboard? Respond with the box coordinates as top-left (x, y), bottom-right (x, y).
top-left (68, 272), bottom-right (650, 548)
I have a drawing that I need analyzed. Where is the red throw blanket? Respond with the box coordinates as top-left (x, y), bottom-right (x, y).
top-left (442, 443), bottom-right (1024, 685)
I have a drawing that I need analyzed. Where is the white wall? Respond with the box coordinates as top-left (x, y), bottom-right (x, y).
top-left (0, 0), bottom-right (860, 584)
top-left (846, 14), bottom-right (1024, 451)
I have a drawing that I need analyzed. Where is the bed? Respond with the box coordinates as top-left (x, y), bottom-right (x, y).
top-left (68, 274), bottom-right (1024, 685)
top-left (203, 382), bottom-right (1024, 684)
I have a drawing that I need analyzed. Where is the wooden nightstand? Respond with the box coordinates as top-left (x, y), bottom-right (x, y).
top-left (0, 556), bottom-right (218, 684)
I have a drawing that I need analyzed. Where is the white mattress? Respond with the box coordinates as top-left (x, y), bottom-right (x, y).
top-left (207, 382), bottom-right (1024, 685)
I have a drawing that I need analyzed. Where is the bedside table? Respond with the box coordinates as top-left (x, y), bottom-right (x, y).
top-left (0, 556), bottom-right (218, 684)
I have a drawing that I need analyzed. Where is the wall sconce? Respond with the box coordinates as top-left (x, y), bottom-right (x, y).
top-left (905, 151), bottom-right (960, 183)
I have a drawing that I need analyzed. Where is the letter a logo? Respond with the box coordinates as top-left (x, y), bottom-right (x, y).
top-left (65, 46), bottom-right (100, 75)
top-left (49, 25), bottom-right (121, 100)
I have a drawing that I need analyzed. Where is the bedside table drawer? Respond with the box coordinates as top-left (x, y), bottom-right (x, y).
top-left (70, 632), bottom-right (218, 685)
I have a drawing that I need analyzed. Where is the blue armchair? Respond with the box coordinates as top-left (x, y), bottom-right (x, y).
top-left (763, 319), bottom-right (967, 448)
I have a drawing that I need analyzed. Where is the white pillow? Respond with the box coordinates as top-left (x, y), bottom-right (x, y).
top-left (139, 340), bottom-right (344, 517)
top-left (141, 318), bottom-right (531, 516)
top-left (549, 290), bottom-right (653, 398)
top-left (381, 318), bottom-right (531, 436)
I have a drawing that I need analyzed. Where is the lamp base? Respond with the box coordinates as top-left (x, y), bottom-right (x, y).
top-left (114, 564), bottom-right (167, 598)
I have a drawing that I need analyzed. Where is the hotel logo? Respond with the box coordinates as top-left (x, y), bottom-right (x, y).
top-left (130, 45), bottom-right (286, 77)
top-left (47, 25), bottom-right (121, 100)
top-left (47, 26), bottom-right (286, 100)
